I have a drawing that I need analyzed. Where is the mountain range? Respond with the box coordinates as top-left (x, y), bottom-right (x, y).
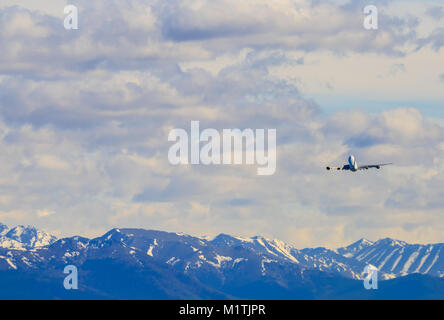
top-left (0, 222), bottom-right (443, 299)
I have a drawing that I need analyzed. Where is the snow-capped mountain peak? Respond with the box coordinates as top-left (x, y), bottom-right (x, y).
top-left (337, 238), bottom-right (374, 258)
top-left (0, 223), bottom-right (8, 235)
top-left (374, 237), bottom-right (407, 247)
top-left (0, 224), bottom-right (57, 250)
top-left (0, 223), bottom-right (442, 282)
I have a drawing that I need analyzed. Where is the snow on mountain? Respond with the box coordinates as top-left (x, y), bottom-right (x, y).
top-left (81, 230), bottom-right (443, 280)
top-left (337, 238), bottom-right (374, 258)
top-left (0, 223), bottom-right (8, 235)
top-left (0, 223), bottom-right (442, 282)
top-left (0, 225), bottom-right (57, 250)
top-left (336, 237), bottom-right (444, 278)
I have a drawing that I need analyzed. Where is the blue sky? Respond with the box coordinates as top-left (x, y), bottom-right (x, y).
top-left (0, 0), bottom-right (443, 248)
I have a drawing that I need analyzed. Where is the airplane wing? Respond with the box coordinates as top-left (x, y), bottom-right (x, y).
top-left (326, 165), bottom-right (350, 171)
top-left (358, 163), bottom-right (393, 170)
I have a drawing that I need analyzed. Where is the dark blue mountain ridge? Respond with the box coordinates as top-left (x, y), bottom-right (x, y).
top-left (0, 223), bottom-right (442, 299)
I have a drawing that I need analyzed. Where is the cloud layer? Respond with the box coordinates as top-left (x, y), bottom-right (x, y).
top-left (0, 0), bottom-right (443, 247)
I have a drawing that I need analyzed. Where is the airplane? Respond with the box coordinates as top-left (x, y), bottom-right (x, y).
top-left (326, 155), bottom-right (392, 172)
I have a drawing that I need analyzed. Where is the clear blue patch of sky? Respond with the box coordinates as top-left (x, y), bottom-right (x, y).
top-left (308, 94), bottom-right (444, 119)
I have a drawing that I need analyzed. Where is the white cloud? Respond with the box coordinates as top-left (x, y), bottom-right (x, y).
top-left (37, 209), bottom-right (56, 217)
top-left (0, 0), bottom-right (442, 248)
